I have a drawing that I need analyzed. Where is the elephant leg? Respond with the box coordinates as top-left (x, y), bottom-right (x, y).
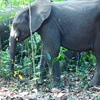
top-left (39, 44), bottom-right (60, 84)
top-left (90, 33), bottom-right (100, 86)
top-left (39, 23), bottom-right (61, 85)
top-left (90, 58), bottom-right (100, 86)
top-left (52, 58), bottom-right (60, 83)
top-left (45, 46), bottom-right (60, 84)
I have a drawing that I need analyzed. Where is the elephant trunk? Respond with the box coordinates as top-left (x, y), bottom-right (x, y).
top-left (9, 36), bottom-right (16, 73)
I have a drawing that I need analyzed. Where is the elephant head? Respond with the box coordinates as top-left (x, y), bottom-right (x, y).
top-left (9, 0), bottom-right (51, 72)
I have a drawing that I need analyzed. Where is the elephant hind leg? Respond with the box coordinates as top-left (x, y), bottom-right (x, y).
top-left (90, 34), bottom-right (100, 86)
top-left (90, 59), bottom-right (100, 86)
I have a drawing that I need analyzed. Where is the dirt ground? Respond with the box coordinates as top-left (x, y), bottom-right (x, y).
top-left (0, 70), bottom-right (100, 100)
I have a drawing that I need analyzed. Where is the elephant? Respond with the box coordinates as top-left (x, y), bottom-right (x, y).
top-left (9, 0), bottom-right (100, 86)
top-left (0, 6), bottom-right (21, 50)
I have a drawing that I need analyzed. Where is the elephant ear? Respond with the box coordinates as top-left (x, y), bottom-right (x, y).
top-left (30, 0), bottom-right (51, 32)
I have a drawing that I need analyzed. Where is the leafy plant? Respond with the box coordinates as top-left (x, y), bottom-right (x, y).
top-left (0, 50), bottom-right (10, 79)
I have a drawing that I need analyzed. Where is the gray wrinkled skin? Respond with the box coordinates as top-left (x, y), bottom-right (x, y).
top-left (10, 0), bottom-right (100, 86)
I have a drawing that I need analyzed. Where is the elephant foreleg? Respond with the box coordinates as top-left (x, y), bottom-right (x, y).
top-left (45, 46), bottom-right (60, 84)
top-left (52, 59), bottom-right (60, 83)
top-left (39, 44), bottom-right (60, 85)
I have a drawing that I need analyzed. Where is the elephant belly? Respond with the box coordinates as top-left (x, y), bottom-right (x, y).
top-left (61, 35), bottom-right (93, 52)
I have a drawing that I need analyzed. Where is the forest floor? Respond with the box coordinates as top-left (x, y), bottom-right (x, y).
top-left (0, 69), bottom-right (100, 100)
